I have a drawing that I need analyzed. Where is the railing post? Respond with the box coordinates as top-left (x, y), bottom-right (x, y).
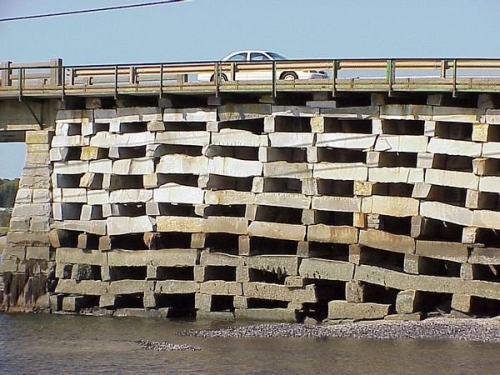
top-left (114, 65), bottom-right (118, 99)
top-left (129, 66), bottom-right (136, 84)
top-left (159, 63), bottom-right (164, 98)
top-left (452, 59), bottom-right (457, 97)
top-left (440, 59), bottom-right (447, 79)
top-left (49, 58), bottom-right (63, 86)
top-left (18, 68), bottom-right (23, 100)
top-left (214, 62), bottom-right (220, 98)
top-left (386, 59), bottom-right (395, 96)
top-left (230, 63), bottom-right (236, 81)
top-left (1, 61), bottom-right (12, 86)
top-left (331, 60), bottom-right (338, 97)
top-left (272, 60), bottom-right (277, 101)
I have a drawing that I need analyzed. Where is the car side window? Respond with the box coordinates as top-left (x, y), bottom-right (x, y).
top-left (250, 53), bottom-right (270, 61)
top-left (227, 53), bottom-right (247, 62)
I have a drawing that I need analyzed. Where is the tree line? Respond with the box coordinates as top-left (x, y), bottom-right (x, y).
top-left (0, 179), bottom-right (19, 208)
top-left (0, 179), bottom-right (19, 228)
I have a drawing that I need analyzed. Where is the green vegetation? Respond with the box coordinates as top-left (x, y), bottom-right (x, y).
top-left (0, 179), bottom-right (19, 208)
top-left (0, 178), bottom-right (19, 229)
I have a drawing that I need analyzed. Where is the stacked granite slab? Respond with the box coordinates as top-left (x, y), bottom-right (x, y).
top-left (7, 94), bottom-right (500, 321)
top-left (2, 130), bottom-right (53, 310)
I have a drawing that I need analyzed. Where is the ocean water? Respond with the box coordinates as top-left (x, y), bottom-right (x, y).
top-left (1, 313), bottom-right (500, 375)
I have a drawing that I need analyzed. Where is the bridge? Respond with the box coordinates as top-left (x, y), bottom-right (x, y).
top-left (2, 57), bottom-right (500, 322)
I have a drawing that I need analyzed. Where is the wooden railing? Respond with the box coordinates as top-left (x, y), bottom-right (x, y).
top-left (1, 58), bottom-right (500, 99)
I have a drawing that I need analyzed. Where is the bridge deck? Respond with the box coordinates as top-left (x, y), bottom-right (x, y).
top-left (1, 58), bottom-right (500, 99)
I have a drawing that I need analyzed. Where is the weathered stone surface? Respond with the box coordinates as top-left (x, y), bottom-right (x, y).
top-left (362, 196), bottom-right (419, 217)
top-left (395, 290), bottom-right (421, 314)
top-left (425, 169), bottom-right (479, 190)
top-left (234, 308), bottom-right (298, 322)
top-left (243, 282), bottom-right (317, 303)
top-left (469, 247), bottom-right (500, 265)
top-left (375, 135), bottom-right (428, 153)
top-left (420, 201), bottom-right (473, 226)
top-left (208, 157), bottom-right (262, 178)
top-left (312, 196), bottom-right (361, 212)
top-left (107, 216), bottom-right (154, 235)
top-left (55, 279), bottom-right (108, 295)
top-left (112, 158), bottom-right (154, 175)
top-left (307, 225), bottom-right (358, 244)
top-left (199, 281), bottom-right (243, 296)
top-left (204, 190), bottom-right (255, 205)
top-left (313, 163), bottom-right (367, 181)
top-left (359, 230), bottom-right (415, 254)
top-left (109, 189), bottom-right (152, 204)
top-left (248, 222), bottom-right (305, 241)
top-left (155, 280), bottom-right (199, 294)
top-left (316, 133), bottom-right (377, 149)
top-left (299, 258), bottom-right (354, 281)
top-left (427, 138), bottom-right (482, 157)
top-left (255, 193), bottom-right (311, 209)
top-left (415, 240), bottom-right (469, 263)
top-left (245, 255), bottom-right (299, 277)
top-left (163, 107), bottom-right (216, 122)
top-left (264, 162), bottom-right (312, 179)
top-left (154, 184), bottom-right (204, 204)
top-left (157, 155), bottom-right (208, 175)
top-left (328, 301), bottom-right (390, 321)
top-left (212, 129), bottom-right (268, 147)
top-left (368, 168), bottom-right (424, 183)
top-left (156, 131), bottom-right (210, 146)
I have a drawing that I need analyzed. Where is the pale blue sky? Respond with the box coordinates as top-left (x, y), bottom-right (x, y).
top-left (1, 0), bottom-right (500, 178)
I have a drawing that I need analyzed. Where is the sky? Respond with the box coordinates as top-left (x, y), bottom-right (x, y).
top-left (1, 0), bottom-right (500, 178)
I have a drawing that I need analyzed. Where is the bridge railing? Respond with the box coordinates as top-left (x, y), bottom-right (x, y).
top-left (1, 58), bottom-right (500, 97)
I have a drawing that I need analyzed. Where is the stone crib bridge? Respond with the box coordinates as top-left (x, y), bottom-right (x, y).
top-left (2, 58), bottom-right (500, 321)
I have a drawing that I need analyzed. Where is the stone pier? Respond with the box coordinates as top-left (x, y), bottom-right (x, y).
top-left (3, 93), bottom-right (500, 322)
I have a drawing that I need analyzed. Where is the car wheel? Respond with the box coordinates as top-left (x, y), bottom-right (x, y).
top-left (281, 72), bottom-right (298, 80)
top-left (211, 73), bottom-right (228, 82)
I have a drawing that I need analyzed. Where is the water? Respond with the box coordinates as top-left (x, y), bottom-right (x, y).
top-left (1, 313), bottom-right (500, 375)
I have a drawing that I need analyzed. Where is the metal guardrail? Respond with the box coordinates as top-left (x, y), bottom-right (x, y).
top-left (1, 58), bottom-right (500, 99)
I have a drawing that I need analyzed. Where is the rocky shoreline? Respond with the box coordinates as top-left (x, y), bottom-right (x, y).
top-left (178, 318), bottom-right (500, 343)
top-left (137, 339), bottom-right (200, 352)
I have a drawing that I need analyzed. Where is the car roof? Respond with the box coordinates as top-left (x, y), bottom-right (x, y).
top-left (222, 50), bottom-right (273, 58)
top-left (227, 50), bottom-right (271, 55)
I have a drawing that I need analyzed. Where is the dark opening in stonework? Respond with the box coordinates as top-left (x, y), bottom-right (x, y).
top-left (205, 233), bottom-right (239, 255)
top-left (115, 293), bottom-right (144, 309)
top-left (204, 266), bottom-right (236, 281)
top-left (250, 237), bottom-right (297, 256)
top-left (156, 293), bottom-right (196, 317)
top-left (249, 268), bottom-right (285, 285)
top-left (359, 246), bottom-right (405, 272)
top-left (418, 257), bottom-right (461, 278)
top-left (156, 266), bottom-right (194, 281)
top-left (110, 266), bottom-right (147, 281)
top-left (308, 242), bottom-right (349, 261)
top-left (323, 119), bottom-right (372, 134)
top-left (247, 298), bottom-right (288, 309)
top-left (210, 295), bottom-right (234, 312)
top-left (274, 116), bottom-right (311, 132)
top-left (382, 120), bottom-right (425, 135)
top-left (111, 234), bottom-right (149, 250)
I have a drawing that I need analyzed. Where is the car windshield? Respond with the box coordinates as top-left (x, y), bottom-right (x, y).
top-left (266, 52), bottom-right (287, 60)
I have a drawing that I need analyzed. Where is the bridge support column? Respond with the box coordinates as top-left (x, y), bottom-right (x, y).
top-left (1, 130), bottom-right (54, 311)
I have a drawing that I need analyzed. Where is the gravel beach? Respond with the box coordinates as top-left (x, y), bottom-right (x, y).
top-left (178, 318), bottom-right (500, 343)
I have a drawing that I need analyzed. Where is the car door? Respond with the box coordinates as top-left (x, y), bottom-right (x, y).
top-left (249, 52), bottom-right (273, 80)
top-left (224, 52), bottom-right (248, 80)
